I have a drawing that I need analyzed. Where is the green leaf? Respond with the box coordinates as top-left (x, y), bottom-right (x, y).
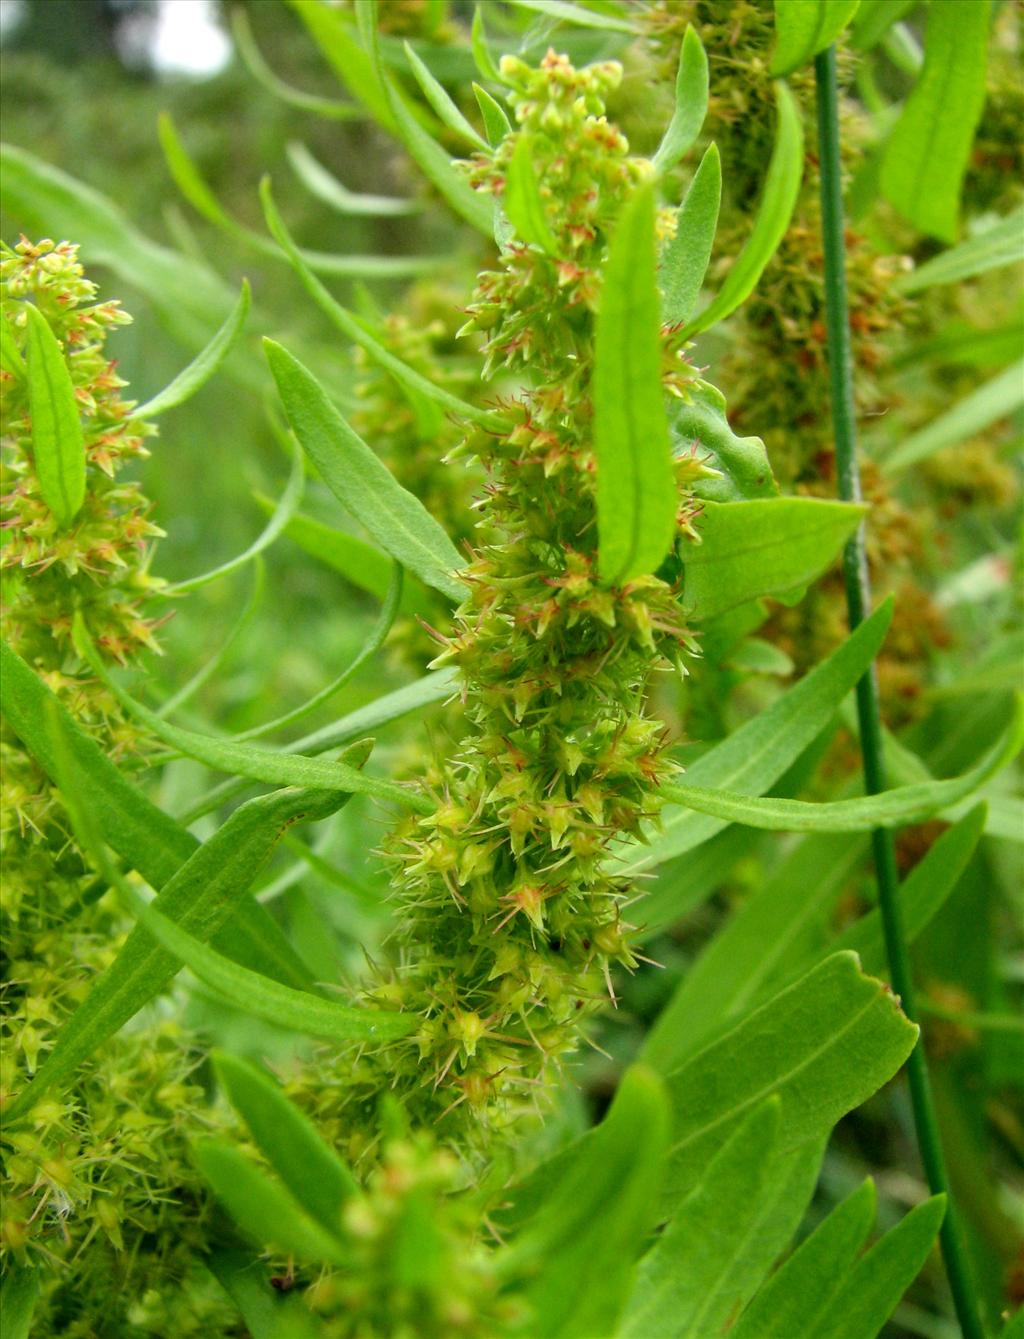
top-left (214, 1053), bottom-right (357, 1233)
top-left (671, 379), bottom-right (776, 503)
top-left (661, 953), bottom-right (916, 1204)
top-left (661, 143), bottom-right (721, 326)
top-left (167, 440), bottom-right (305, 594)
top-left (73, 613), bottom-right (430, 813)
top-left (681, 81), bottom-right (802, 337)
top-left (158, 113), bottom-right (431, 280)
top-left (850, 0), bottom-right (916, 51)
top-left (661, 696), bottom-right (1022, 832)
top-left (194, 1140), bottom-right (346, 1265)
top-left (264, 338), bottom-right (466, 604)
top-left (126, 890), bottom-right (416, 1044)
top-left (503, 953), bottom-right (917, 1230)
top-left (231, 7), bottom-right (360, 120)
top-left (816, 1197), bottom-right (947, 1339)
top-left (3, 785), bottom-right (345, 1123)
top-left (404, 40), bottom-right (487, 148)
top-left (471, 7), bottom-right (503, 84)
top-left (653, 25), bottom-right (709, 174)
top-left (882, 359), bottom-right (1024, 474)
top-left (287, 0), bottom-right (396, 130)
top-left (358, 8), bottom-right (494, 235)
top-left (729, 1181), bottom-right (877, 1339)
top-left (135, 279), bottom-right (251, 418)
top-left (771, 0), bottom-right (862, 76)
top-left (268, 504), bottom-right (432, 615)
top-left (507, 0), bottom-right (634, 32)
top-left (623, 599), bottom-right (893, 870)
top-left (259, 178), bottom-right (504, 430)
top-left (0, 1266), bottom-right (40, 1339)
top-left (641, 833), bottom-right (866, 1070)
top-left (516, 1067), bottom-right (670, 1339)
top-left (621, 1100), bottom-right (820, 1339)
top-left (594, 184), bottom-right (677, 585)
top-left (23, 302), bottom-right (85, 528)
top-left (504, 135), bottom-right (560, 254)
top-left (682, 497), bottom-right (864, 620)
top-left (897, 211), bottom-right (1024, 293)
top-left (473, 83), bottom-right (512, 146)
top-left (285, 140), bottom-right (420, 215)
top-left (879, 0), bottom-right (991, 241)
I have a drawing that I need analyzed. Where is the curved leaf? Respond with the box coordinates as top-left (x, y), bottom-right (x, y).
top-left (404, 41), bottom-right (487, 149)
top-left (594, 184), bottom-right (677, 584)
top-left (135, 279), bottom-right (251, 417)
top-left (653, 25), bottom-right (709, 174)
top-left (264, 337), bottom-right (466, 603)
top-left (672, 379), bottom-right (776, 502)
top-left (879, 0), bottom-right (991, 241)
top-left (232, 6), bottom-right (359, 120)
top-left (681, 81), bottom-right (803, 337)
top-left (286, 140), bottom-right (419, 216)
top-left (897, 210), bottom-right (1024, 293)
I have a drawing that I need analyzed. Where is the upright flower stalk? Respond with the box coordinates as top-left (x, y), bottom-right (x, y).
top-left (814, 49), bottom-right (985, 1339)
top-left (325, 52), bottom-right (710, 1150)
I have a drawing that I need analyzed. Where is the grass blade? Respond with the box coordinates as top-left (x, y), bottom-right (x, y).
top-left (594, 184), bottom-right (677, 584)
top-left (135, 279), bottom-right (251, 418)
top-left (264, 337), bottom-right (466, 603)
top-left (24, 303), bottom-right (85, 528)
top-left (897, 209), bottom-right (1024, 293)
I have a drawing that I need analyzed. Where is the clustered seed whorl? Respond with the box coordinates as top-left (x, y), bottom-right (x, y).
top-left (321, 52), bottom-right (709, 1152)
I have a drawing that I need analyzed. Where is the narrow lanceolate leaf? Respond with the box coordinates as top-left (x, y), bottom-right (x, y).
top-left (879, 0), bottom-right (991, 241)
top-left (0, 1266), bottom-right (39, 1339)
top-left (729, 1181), bottom-right (878, 1339)
top-left (0, 637), bottom-right (312, 991)
top-left (213, 1053), bottom-right (358, 1234)
top-left (194, 1141), bottom-right (346, 1266)
top-left (681, 497), bottom-right (865, 620)
top-left (623, 599), bottom-right (893, 870)
top-left (0, 305), bottom-right (26, 377)
top-left (816, 1197), bottom-right (947, 1339)
top-left (126, 890), bottom-right (417, 1043)
top-left (897, 210), bottom-right (1024, 293)
top-left (504, 135), bottom-right (559, 254)
top-left (507, 0), bottom-right (634, 32)
top-left (882, 359), bottom-right (1024, 474)
top-left (770, 0), bottom-right (862, 76)
top-left (661, 700), bottom-right (1021, 832)
top-left (653, 25), bottom-right (709, 174)
top-left (474, 83), bottom-right (512, 146)
top-left (4, 785), bottom-right (346, 1123)
top-left (135, 279), bottom-right (251, 417)
top-left (404, 41), bottom-right (487, 149)
top-left (264, 338), bottom-right (466, 604)
top-left (681, 81), bottom-right (803, 338)
top-left (621, 1100), bottom-right (816, 1339)
top-left (661, 143), bottom-right (721, 326)
top-left (594, 184), bottom-right (677, 585)
top-left (470, 6), bottom-right (503, 84)
top-left (73, 613), bottom-right (431, 813)
top-left (850, 0), bottom-right (916, 52)
top-left (260, 178), bottom-right (505, 430)
top-left (231, 7), bottom-right (359, 121)
top-left (285, 141), bottom-right (419, 216)
top-left (24, 303), bottom-right (85, 528)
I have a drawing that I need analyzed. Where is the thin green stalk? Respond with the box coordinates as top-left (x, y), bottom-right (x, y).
top-left (814, 46), bottom-right (986, 1339)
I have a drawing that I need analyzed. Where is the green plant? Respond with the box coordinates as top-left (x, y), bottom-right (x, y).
top-left (1, 3), bottom-right (1020, 1337)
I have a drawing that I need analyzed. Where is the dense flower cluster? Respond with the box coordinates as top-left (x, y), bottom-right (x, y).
top-left (305, 52), bottom-right (711, 1155)
top-left (0, 241), bottom-right (233, 1337)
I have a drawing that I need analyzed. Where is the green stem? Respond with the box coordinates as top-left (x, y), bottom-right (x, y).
top-left (814, 46), bottom-right (986, 1339)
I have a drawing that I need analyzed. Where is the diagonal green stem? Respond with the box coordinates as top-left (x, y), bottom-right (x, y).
top-left (813, 46), bottom-right (986, 1339)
